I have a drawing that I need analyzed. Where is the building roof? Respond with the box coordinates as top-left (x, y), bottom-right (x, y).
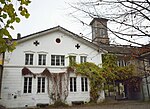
top-left (90, 18), bottom-right (108, 25)
top-left (100, 44), bottom-right (150, 59)
top-left (16, 26), bottom-right (107, 52)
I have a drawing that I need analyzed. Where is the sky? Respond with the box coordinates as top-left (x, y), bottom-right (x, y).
top-left (10, 0), bottom-right (150, 45)
top-left (10, 0), bottom-right (90, 39)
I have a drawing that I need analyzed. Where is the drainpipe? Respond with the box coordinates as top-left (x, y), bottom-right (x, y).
top-left (0, 52), bottom-right (5, 98)
top-left (143, 59), bottom-right (150, 100)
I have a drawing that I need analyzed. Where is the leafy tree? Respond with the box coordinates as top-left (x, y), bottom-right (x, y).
top-left (0, 0), bottom-right (31, 53)
top-left (102, 53), bottom-right (135, 82)
top-left (74, 53), bottom-right (135, 102)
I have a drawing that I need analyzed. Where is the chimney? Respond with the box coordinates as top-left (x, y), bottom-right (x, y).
top-left (17, 33), bottom-right (21, 39)
top-left (90, 18), bottom-right (109, 45)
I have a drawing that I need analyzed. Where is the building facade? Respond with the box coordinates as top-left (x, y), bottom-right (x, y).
top-left (0, 26), bottom-right (105, 108)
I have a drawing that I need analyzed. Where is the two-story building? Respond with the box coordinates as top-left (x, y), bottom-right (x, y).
top-left (0, 26), bottom-right (105, 108)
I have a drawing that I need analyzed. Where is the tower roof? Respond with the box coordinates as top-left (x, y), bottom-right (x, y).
top-left (90, 18), bottom-right (108, 25)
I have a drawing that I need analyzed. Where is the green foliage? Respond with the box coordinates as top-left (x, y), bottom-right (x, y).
top-left (102, 53), bottom-right (135, 82)
top-left (0, 0), bottom-right (31, 53)
top-left (73, 53), bottom-right (135, 102)
top-left (102, 54), bottom-right (118, 81)
top-left (75, 62), bottom-right (105, 102)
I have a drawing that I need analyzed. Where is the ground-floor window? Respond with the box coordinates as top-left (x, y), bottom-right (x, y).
top-left (23, 77), bottom-right (32, 93)
top-left (70, 77), bottom-right (77, 92)
top-left (81, 77), bottom-right (88, 92)
top-left (37, 77), bottom-right (46, 93)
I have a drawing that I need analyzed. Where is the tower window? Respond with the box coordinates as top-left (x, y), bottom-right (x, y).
top-left (100, 28), bottom-right (106, 37)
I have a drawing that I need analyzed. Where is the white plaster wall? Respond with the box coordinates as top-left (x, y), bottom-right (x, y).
top-left (142, 76), bottom-right (150, 101)
top-left (4, 31), bottom-right (101, 66)
top-left (0, 30), bottom-right (103, 108)
top-left (0, 67), bottom-right (49, 108)
top-left (66, 72), bottom-right (90, 105)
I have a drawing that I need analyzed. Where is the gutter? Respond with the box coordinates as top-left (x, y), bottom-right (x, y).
top-left (0, 52), bottom-right (5, 98)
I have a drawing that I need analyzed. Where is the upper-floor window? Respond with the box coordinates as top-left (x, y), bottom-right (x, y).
top-left (23, 77), bottom-right (32, 93)
top-left (70, 77), bottom-right (77, 92)
top-left (81, 77), bottom-right (88, 92)
top-left (51, 55), bottom-right (65, 66)
top-left (38, 54), bottom-right (46, 65)
top-left (80, 56), bottom-right (87, 63)
top-left (25, 54), bottom-right (33, 65)
top-left (69, 56), bottom-right (76, 66)
top-left (117, 60), bottom-right (127, 67)
top-left (37, 77), bottom-right (46, 93)
top-left (100, 28), bottom-right (106, 37)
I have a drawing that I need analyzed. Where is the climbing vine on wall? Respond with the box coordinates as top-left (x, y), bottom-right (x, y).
top-left (73, 62), bottom-right (105, 102)
top-left (102, 53), bottom-right (136, 82)
top-left (70, 53), bottom-right (136, 102)
top-left (22, 67), bottom-right (70, 103)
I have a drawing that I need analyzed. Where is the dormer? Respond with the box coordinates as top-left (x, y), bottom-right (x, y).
top-left (90, 18), bottom-right (109, 45)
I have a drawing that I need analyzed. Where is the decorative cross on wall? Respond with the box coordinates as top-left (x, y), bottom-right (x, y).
top-left (33, 40), bottom-right (40, 46)
top-left (75, 43), bottom-right (80, 49)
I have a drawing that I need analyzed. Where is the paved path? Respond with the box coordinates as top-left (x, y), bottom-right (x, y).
top-left (45, 101), bottom-right (150, 109)
top-left (1, 101), bottom-right (150, 109)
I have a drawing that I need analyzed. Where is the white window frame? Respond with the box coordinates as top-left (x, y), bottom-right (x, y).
top-left (37, 77), bottom-right (46, 93)
top-left (23, 77), bottom-right (32, 93)
top-left (38, 54), bottom-right (46, 65)
top-left (117, 60), bottom-right (127, 67)
top-left (80, 56), bottom-right (87, 63)
top-left (25, 53), bottom-right (34, 65)
top-left (51, 55), bottom-right (65, 66)
top-left (70, 77), bottom-right (77, 92)
top-left (81, 77), bottom-right (88, 92)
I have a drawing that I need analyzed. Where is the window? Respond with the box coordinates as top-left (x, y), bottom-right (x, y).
top-left (25, 54), bottom-right (33, 65)
top-left (69, 56), bottom-right (76, 66)
top-left (23, 77), bottom-right (32, 93)
top-left (80, 56), bottom-right (87, 63)
top-left (37, 77), bottom-right (45, 93)
top-left (38, 54), bottom-right (46, 65)
top-left (99, 28), bottom-right (106, 37)
top-left (70, 77), bottom-right (77, 92)
top-left (81, 77), bottom-right (88, 92)
top-left (51, 55), bottom-right (65, 66)
top-left (117, 60), bottom-right (127, 67)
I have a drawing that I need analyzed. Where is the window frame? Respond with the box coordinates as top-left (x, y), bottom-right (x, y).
top-left (38, 54), bottom-right (46, 65)
top-left (81, 77), bottom-right (88, 92)
top-left (51, 55), bottom-right (65, 66)
top-left (23, 77), bottom-right (32, 94)
top-left (80, 56), bottom-right (87, 63)
top-left (37, 77), bottom-right (46, 93)
top-left (69, 56), bottom-right (76, 66)
top-left (70, 77), bottom-right (77, 92)
top-left (117, 60), bottom-right (127, 67)
top-left (99, 28), bottom-right (106, 37)
top-left (25, 53), bottom-right (34, 65)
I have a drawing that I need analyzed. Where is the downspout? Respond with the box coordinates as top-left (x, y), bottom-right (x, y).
top-left (143, 59), bottom-right (150, 100)
top-left (0, 52), bottom-right (5, 98)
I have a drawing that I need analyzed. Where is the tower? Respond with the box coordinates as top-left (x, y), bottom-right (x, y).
top-left (90, 18), bottom-right (109, 45)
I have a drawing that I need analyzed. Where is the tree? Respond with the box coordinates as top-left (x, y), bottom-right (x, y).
top-left (68, 0), bottom-right (150, 46)
top-left (102, 53), bottom-right (135, 82)
top-left (74, 54), bottom-right (135, 102)
top-left (0, 0), bottom-right (31, 53)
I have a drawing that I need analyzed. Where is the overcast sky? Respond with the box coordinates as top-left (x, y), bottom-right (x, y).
top-left (10, 0), bottom-right (149, 45)
top-left (10, 0), bottom-right (91, 39)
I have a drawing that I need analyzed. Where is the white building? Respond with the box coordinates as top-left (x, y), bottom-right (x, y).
top-left (0, 26), bottom-right (105, 108)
